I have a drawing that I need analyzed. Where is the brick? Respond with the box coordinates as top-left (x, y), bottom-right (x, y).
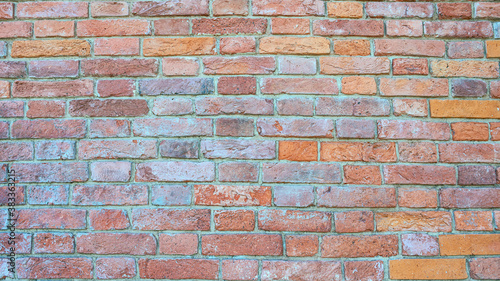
top-left (13, 162), bottom-right (88, 183)
top-left (195, 96), bottom-right (273, 115)
top-left (313, 20), bottom-right (384, 36)
top-left (78, 139), bottom-right (156, 160)
top-left (398, 188), bottom-right (437, 208)
top-left (213, 0), bottom-right (248, 16)
top-left (144, 38), bottom-right (216, 56)
top-left (96, 258), bottom-right (136, 279)
top-left (0, 101), bottom-right (23, 118)
top-left (89, 209), bottom-right (130, 230)
top-left (159, 139), bottom-right (198, 159)
top-left (431, 100), bottom-right (500, 119)
top-left (0, 80), bottom-right (8, 97)
top-left (448, 41), bottom-right (484, 58)
top-left (0, 3), bottom-right (13, 19)
top-left (257, 118), bottom-right (334, 138)
top-left (219, 162), bottom-right (258, 182)
top-left (380, 78), bottom-right (448, 97)
top-left (0, 122), bottom-right (7, 139)
top-left (376, 211), bottom-right (452, 232)
top-left (383, 165), bottom-right (456, 185)
top-left (263, 163), bottom-right (341, 183)
top-left (452, 79), bottom-right (488, 98)
top-left (317, 186), bottom-right (396, 208)
top-left (0, 22), bottom-right (32, 38)
top-left (439, 143), bottom-right (495, 163)
top-left (271, 18), bottom-right (309, 35)
top-left (214, 210), bottom-right (255, 231)
top-left (279, 141), bottom-right (317, 161)
top-left (18, 1), bottom-right (88, 18)
top-left (393, 58), bottom-right (428, 75)
top-left (366, 2), bottom-right (433, 18)
top-left (35, 140), bottom-right (75, 160)
top-left (16, 208), bottom-right (85, 229)
top-left (433, 60), bottom-right (499, 78)
top-left (273, 185), bottom-right (314, 207)
top-left (90, 162), bottom-right (131, 182)
top-left (29, 60), bottom-right (78, 78)
top-left (375, 39), bottom-right (444, 57)
top-left (285, 235), bottom-right (318, 257)
top-left (390, 259), bottom-right (467, 280)
top-left (153, 98), bottom-right (192, 116)
top-left (28, 185), bottom-right (69, 205)
top-left (378, 120), bottom-right (450, 140)
top-left (151, 185), bottom-right (191, 206)
top-left (439, 234), bottom-right (500, 255)
top-left (97, 79), bottom-right (134, 98)
top-left (132, 208), bottom-right (210, 231)
top-left (202, 234), bottom-right (282, 256)
top-left (335, 211), bottom-right (374, 233)
top-left (322, 235), bottom-right (398, 258)
top-left (134, 118), bottom-right (212, 137)
top-left (91, 1), bottom-right (129, 17)
top-left (0, 233), bottom-right (29, 254)
top-left (132, 0), bottom-right (209, 16)
top-left (153, 19), bottom-right (190, 35)
top-left (438, 3), bottom-right (471, 19)
top-left (13, 80), bottom-right (93, 98)
top-left (425, 21), bottom-right (493, 38)
top-left (0, 185), bottom-right (25, 206)
top-left (341, 77), bottom-right (376, 95)
top-left (220, 37), bottom-right (256, 55)
top-left (455, 211), bottom-right (493, 231)
top-left (136, 161), bottom-right (215, 182)
top-left (386, 20), bottom-right (423, 37)
top-left (278, 57), bottom-right (316, 75)
top-left (159, 233), bottom-right (198, 255)
top-left (261, 78), bottom-right (337, 95)
top-left (277, 98), bottom-right (313, 116)
top-left (139, 259), bottom-right (218, 280)
top-left (492, 122), bottom-right (500, 140)
top-left (476, 3), bottom-right (500, 19)
top-left (343, 165), bottom-right (381, 185)
top-left (0, 142), bottom-right (32, 161)
top-left (162, 58), bottom-right (199, 76)
top-left (89, 119), bottom-right (131, 138)
top-left (320, 57), bottom-right (390, 74)
top-left (82, 58), bottom-right (158, 77)
top-left (345, 261), bottom-right (384, 281)
top-left (77, 233), bottom-right (155, 255)
top-left (34, 20), bottom-right (74, 37)
top-left (334, 39), bottom-right (370, 56)
top-left (319, 97), bottom-right (390, 116)
top-left (260, 37), bottom-right (330, 55)
top-left (204, 56), bottom-right (275, 74)
top-left (34, 233), bottom-right (74, 254)
top-left (193, 18), bottom-right (266, 35)
top-left (393, 99), bottom-right (428, 117)
top-left (201, 139), bottom-right (275, 159)
top-left (402, 233), bottom-right (439, 256)
top-left (262, 261), bottom-right (341, 281)
top-left (17, 258), bottom-right (92, 279)
top-left (320, 142), bottom-right (396, 162)
top-left (70, 99), bottom-right (148, 117)
top-left (259, 209), bottom-right (331, 232)
top-left (139, 78), bottom-right (214, 96)
top-left (253, 0), bottom-right (324, 16)
top-left (0, 61), bottom-right (27, 78)
top-left (440, 188), bottom-right (500, 208)
top-left (328, 2), bottom-right (363, 18)
top-left (337, 119), bottom-right (376, 139)
top-left (487, 40), bottom-right (500, 58)
top-left (470, 258), bottom-right (500, 280)
top-left (194, 185), bottom-right (271, 206)
top-left (12, 40), bottom-right (90, 58)
top-left (452, 122), bottom-right (489, 141)
top-left (12, 120), bottom-right (85, 139)
top-left (94, 38), bottom-right (139, 56)
top-left (222, 260), bottom-right (258, 281)
top-left (77, 19), bottom-right (150, 37)
top-left (216, 118), bottom-right (254, 137)
top-left (218, 77), bottom-right (256, 95)
top-left (73, 184), bottom-right (147, 206)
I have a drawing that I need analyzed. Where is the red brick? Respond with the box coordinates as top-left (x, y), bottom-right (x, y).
top-left (216, 118), bottom-right (254, 137)
top-left (72, 184), bottom-right (147, 206)
top-left (159, 233), bottom-right (198, 255)
top-left (29, 60), bottom-right (78, 78)
top-left (219, 162), bottom-right (258, 182)
top-left (439, 234), bottom-right (500, 255)
top-left (16, 208), bottom-right (85, 229)
top-left (196, 96), bottom-right (273, 116)
top-left (318, 186), bottom-right (396, 208)
top-left (193, 18), bottom-right (266, 35)
top-left (492, 122), bottom-right (500, 140)
top-left (159, 139), bottom-right (199, 159)
top-left (390, 259), bottom-right (467, 280)
top-left (222, 260), bottom-right (258, 281)
top-left (440, 188), bottom-right (500, 208)
top-left (259, 209), bottom-right (331, 232)
top-left (218, 77), bottom-right (256, 95)
top-left (378, 120), bottom-right (450, 140)
top-left (139, 259), bottom-right (218, 280)
top-left (144, 38), bottom-right (216, 56)
top-left (34, 20), bottom-right (74, 37)
top-left (366, 2), bottom-right (433, 18)
top-left (320, 142), bottom-right (396, 162)
top-left (320, 57), bottom-right (390, 75)
top-left (335, 211), bottom-right (374, 233)
top-left (91, 1), bottom-right (129, 17)
top-left (470, 258), bottom-right (500, 280)
top-left (82, 58), bottom-right (158, 77)
top-left (337, 119), bottom-right (376, 139)
top-left (69, 99), bottom-right (148, 117)
top-left (203, 56), bottom-right (275, 75)
top-left (263, 162), bottom-right (341, 184)
top-left (0, 61), bottom-right (27, 78)
top-left (262, 261), bottom-right (341, 281)
top-left (162, 58), bottom-right (199, 76)
top-left (0, 3), bottom-right (13, 19)
top-left (97, 79), bottom-right (135, 97)
top-left (18, 2), bottom-right (87, 18)
top-left (78, 139), bottom-right (156, 159)
top-left (0, 101), bottom-right (23, 118)
top-left (451, 122), bottom-right (488, 141)
top-left (277, 97), bottom-right (314, 116)
top-left (151, 185), bottom-right (191, 206)
top-left (257, 118), bottom-right (334, 138)
top-left (27, 185), bottom-right (69, 205)
top-left (0, 81), bottom-right (9, 98)
top-left (35, 140), bottom-right (75, 160)
top-left (376, 211), bottom-right (452, 232)
top-left (398, 142), bottom-right (437, 163)
top-left (77, 233), bottom-right (155, 255)
top-left (386, 20), bottom-right (423, 37)
top-left (0, 142), bottom-right (32, 162)
top-left (476, 3), bottom-right (500, 19)
top-left (448, 41), bottom-right (484, 58)
top-left (90, 161), bottom-right (131, 182)
top-left (17, 258), bottom-right (92, 279)
top-left (455, 211), bottom-right (493, 231)
top-left (344, 165), bottom-right (382, 185)
top-left (402, 233), bottom-right (439, 256)
top-left (322, 235), bottom-right (398, 258)
top-left (132, 208), bottom-right (210, 230)
top-left (285, 235), bottom-right (318, 257)
top-left (393, 99), bottom-right (428, 117)
top-left (327, 2), bottom-right (363, 18)
top-left (202, 234), bottom-right (282, 256)
top-left (195, 185), bottom-right (271, 206)
top-left (452, 79), bottom-right (487, 97)
top-left (0, 122), bottom-right (7, 139)
top-left (13, 162), bottom-right (88, 183)
top-left (425, 21), bottom-right (493, 38)
top-left (334, 39), bottom-right (370, 56)
top-left (438, 3), bottom-right (471, 19)
top-left (214, 0), bottom-right (248, 16)
top-left (214, 210), bottom-right (255, 231)
top-left (220, 37), bottom-right (256, 55)
top-left (439, 143), bottom-right (495, 163)
top-left (89, 119), bottom-right (131, 138)
top-left (278, 56), bottom-right (316, 75)
top-left (34, 233), bottom-right (74, 254)
top-left (89, 209), bottom-right (130, 230)
top-left (77, 19), bottom-right (150, 36)
top-left (136, 161), bottom-right (215, 182)
top-left (0, 185), bottom-right (25, 206)
top-left (94, 38), bottom-right (140, 56)
top-left (393, 58), bottom-right (428, 75)
top-left (261, 78), bottom-right (337, 95)
top-left (383, 165), bottom-right (456, 185)
top-left (0, 22), bottom-right (32, 38)
top-left (279, 141), bottom-right (317, 161)
top-left (153, 19), bottom-right (190, 35)
top-left (139, 79), bottom-right (212, 96)
top-left (13, 80), bottom-right (93, 98)
top-left (96, 258), bottom-right (136, 279)
top-left (132, 0), bottom-right (209, 16)
top-left (253, 0), bottom-right (324, 16)
top-left (345, 261), bottom-right (384, 281)
top-left (375, 39), bottom-right (444, 57)
top-left (398, 188), bottom-right (437, 208)
top-left (0, 233), bottom-right (30, 254)
top-left (271, 18), bottom-right (309, 35)
top-left (313, 20), bottom-right (384, 36)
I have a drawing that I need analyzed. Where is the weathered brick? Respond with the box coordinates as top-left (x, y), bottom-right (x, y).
top-left (259, 209), bottom-right (331, 232)
top-left (215, 210), bottom-right (255, 231)
top-left (0, 185), bottom-right (25, 206)
top-left (341, 77), bottom-right (376, 95)
top-left (18, 1), bottom-right (88, 18)
top-left (193, 18), bottom-right (266, 35)
top-left (313, 20), bottom-right (384, 36)
top-left (77, 19), bottom-right (150, 37)
top-left (91, 1), bottom-right (129, 17)
top-left (430, 100), bottom-right (500, 118)
top-left (34, 233), bottom-right (74, 254)
top-left (0, 81), bottom-right (8, 98)
top-left (90, 162), bottom-right (132, 182)
top-left (139, 78), bottom-right (214, 96)
top-left (132, 208), bottom-right (210, 231)
top-left (334, 39), bottom-right (370, 56)
top-left (320, 57), bottom-right (390, 74)
top-left (213, 0), bottom-right (248, 16)
top-left (11, 120), bottom-right (84, 139)
top-left (81, 58), bottom-right (158, 77)
top-left (262, 261), bottom-right (341, 281)
top-left (320, 142), bottom-right (396, 162)
top-left (144, 37), bottom-right (216, 56)
top-left (375, 39), bottom-right (444, 57)
top-left (77, 233), bottom-right (155, 255)
top-left (345, 261), bottom-right (384, 281)
top-left (72, 184), bottom-right (146, 206)
top-left (438, 3), bottom-right (471, 19)
top-left (455, 211), bottom-right (493, 231)
top-left (29, 60), bottom-right (78, 78)
top-left (383, 165), bottom-right (456, 185)
top-left (17, 258), bottom-right (92, 279)
top-left (277, 97), bottom-right (314, 116)
top-left (0, 3), bottom-right (13, 19)
top-left (216, 118), bottom-right (254, 137)
top-left (16, 208), bottom-right (86, 229)
top-left (285, 235), bottom-right (318, 257)
top-left (452, 79), bottom-right (487, 97)
top-left (89, 209), bottom-right (130, 230)
top-left (218, 77), bottom-right (256, 95)
top-left (202, 234), bottom-right (282, 256)
top-left (132, 0), bottom-right (209, 16)
top-left (399, 188), bottom-right (437, 208)
top-left (78, 139), bottom-right (156, 160)
top-left (335, 211), bottom-right (374, 233)
top-left (139, 259), bottom-right (218, 280)
top-left (0, 61), bottom-right (27, 78)
top-left (89, 119), bottom-right (131, 138)
top-left (28, 185), bottom-right (69, 205)
top-left (492, 122), bottom-right (500, 140)
top-left (96, 258), bottom-right (136, 279)
top-left (448, 41), bottom-right (484, 58)
top-left (432, 60), bottom-right (499, 78)
top-left (322, 235), bottom-right (398, 258)
top-left (440, 188), bottom-right (500, 208)
top-left (159, 139), bottom-right (199, 159)
top-left (0, 122), bottom-right (7, 139)
top-left (402, 233), bottom-right (439, 256)
top-left (273, 185), bottom-right (314, 207)
top-left (134, 118), bottom-right (212, 137)
top-left (452, 122), bottom-right (489, 141)
top-left (380, 78), bottom-right (447, 97)
top-left (261, 78), bottom-right (337, 95)
top-left (439, 234), bottom-right (500, 255)
top-left (0, 233), bottom-right (30, 254)
top-left (318, 97), bottom-right (390, 116)
top-left (337, 119), bottom-right (376, 139)
top-left (263, 163), bottom-right (341, 183)
top-left (393, 58), bottom-right (428, 75)
top-left (271, 18), bottom-right (309, 35)
top-left (366, 2), bottom-right (433, 18)
top-left (136, 161), bottom-right (215, 182)
top-left (12, 162), bottom-right (88, 183)
top-left (97, 79), bottom-right (134, 97)
top-left (253, 0), bottom-right (324, 16)
top-left (390, 259), bottom-right (467, 280)
top-left (219, 162), bottom-right (259, 182)
top-left (195, 96), bottom-right (273, 115)
top-left (0, 101), bottom-right (23, 118)
top-left (393, 99), bottom-right (428, 117)
top-left (376, 211), bottom-right (452, 232)
top-left (12, 40), bottom-right (90, 58)
top-left (159, 233), bottom-right (198, 255)
top-left (151, 185), bottom-right (191, 206)
top-left (260, 37), bottom-right (330, 55)
top-left (34, 20), bottom-right (74, 38)
top-left (257, 117), bottom-right (334, 138)
top-left (35, 140), bottom-right (75, 160)
top-left (318, 186), bottom-right (396, 208)
top-left (204, 56), bottom-right (275, 74)
top-left (386, 20), bottom-right (423, 37)
top-left (439, 143), bottom-right (495, 163)
top-left (425, 21), bottom-right (493, 38)
top-left (278, 57), bottom-right (316, 75)
top-left (94, 38), bottom-right (140, 56)
top-left (0, 22), bottom-right (32, 38)
top-left (195, 185), bottom-right (271, 206)
top-left (378, 120), bottom-right (450, 140)
top-left (162, 58), bottom-right (200, 76)
top-left (328, 2), bottom-right (363, 18)
top-left (70, 99), bottom-right (148, 117)
top-left (202, 139), bottom-right (273, 160)
top-left (279, 141), bottom-right (317, 161)
top-left (476, 3), bottom-right (500, 19)
top-left (153, 19), bottom-right (190, 35)
top-left (13, 80), bottom-right (93, 98)
top-left (469, 258), bottom-right (500, 280)
top-left (343, 165), bottom-right (381, 185)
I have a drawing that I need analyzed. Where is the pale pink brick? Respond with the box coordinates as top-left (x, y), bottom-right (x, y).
top-left (28, 185), bottom-right (69, 205)
top-left (34, 20), bottom-right (74, 37)
top-left (162, 58), bottom-right (199, 76)
top-left (29, 60), bottom-right (78, 78)
top-left (220, 37), bottom-right (256, 54)
top-left (96, 258), bottom-right (136, 279)
top-left (277, 97), bottom-right (314, 116)
top-left (219, 162), bottom-right (259, 182)
top-left (273, 185), bottom-right (314, 207)
top-left (153, 19), bottom-right (190, 35)
top-left (35, 140), bottom-right (75, 160)
top-left (222, 260), bottom-right (259, 281)
top-left (386, 20), bottom-right (423, 37)
top-left (89, 119), bottom-right (131, 138)
top-left (402, 233), bottom-right (439, 256)
top-left (393, 99), bottom-right (428, 117)
top-left (278, 56), bottom-right (316, 75)
top-left (152, 97), bottom-right (193, 116)
top-left (159, 233), bottom-right (198, 255)
top-left (97, 79), bottom-right (135, 97)
top-left (91, 2), bottom-right (129, 17)
top-left (90, 161), bottom-right (132, 182)
top-left (94, 38), bottom-right (140, 56)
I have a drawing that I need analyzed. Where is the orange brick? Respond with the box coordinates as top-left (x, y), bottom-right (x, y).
top-left (334, 39), bottom-right (370, 56)
top-left (12, 40), bottom-right (90, 58)
top-left (451, 122), bottom-right (489, 141)
top-left (327, 2), bottom-right (363, 18)
top-left (376, 211), bottom-right (452, 232)
top-left (431, 60), bottom-right (499, 78)
top-left (343, 165), bottom-right (381, 185)
top-left (398, 188), bottom-right (437, 208)
top-left (486, 40), bottom-right (500, 58)
top-left (143, 38), bottom-right (216, 56)
top-left (271, 18), bottom-right (309, 35)
top-left (390, 259), bottom-right (467, 280)
top-left (341, 77), bottom-right (377, 95)
top-left (279, 141), bottom-right (317, 161)
top-left (34, 20), bottom-right (74, 38)
top-left (285, 235), bottom-right (318, 257)
top-left (455, 211), bottom-right (493, 231)
top-left (430, 100), bottom-right (500, 119)
top-left (260, 37), bottom-right (330, 55)
top-left (320, 142), bottom-right (396, 162)
top-left (439, 234), bottom-right (500, 255)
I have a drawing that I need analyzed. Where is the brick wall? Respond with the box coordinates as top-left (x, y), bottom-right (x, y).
top-left (0, 0), bottom-right (499, 280)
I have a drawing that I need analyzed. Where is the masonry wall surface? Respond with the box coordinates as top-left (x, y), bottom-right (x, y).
top-left (0, 0), bottom-right (499, 280)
